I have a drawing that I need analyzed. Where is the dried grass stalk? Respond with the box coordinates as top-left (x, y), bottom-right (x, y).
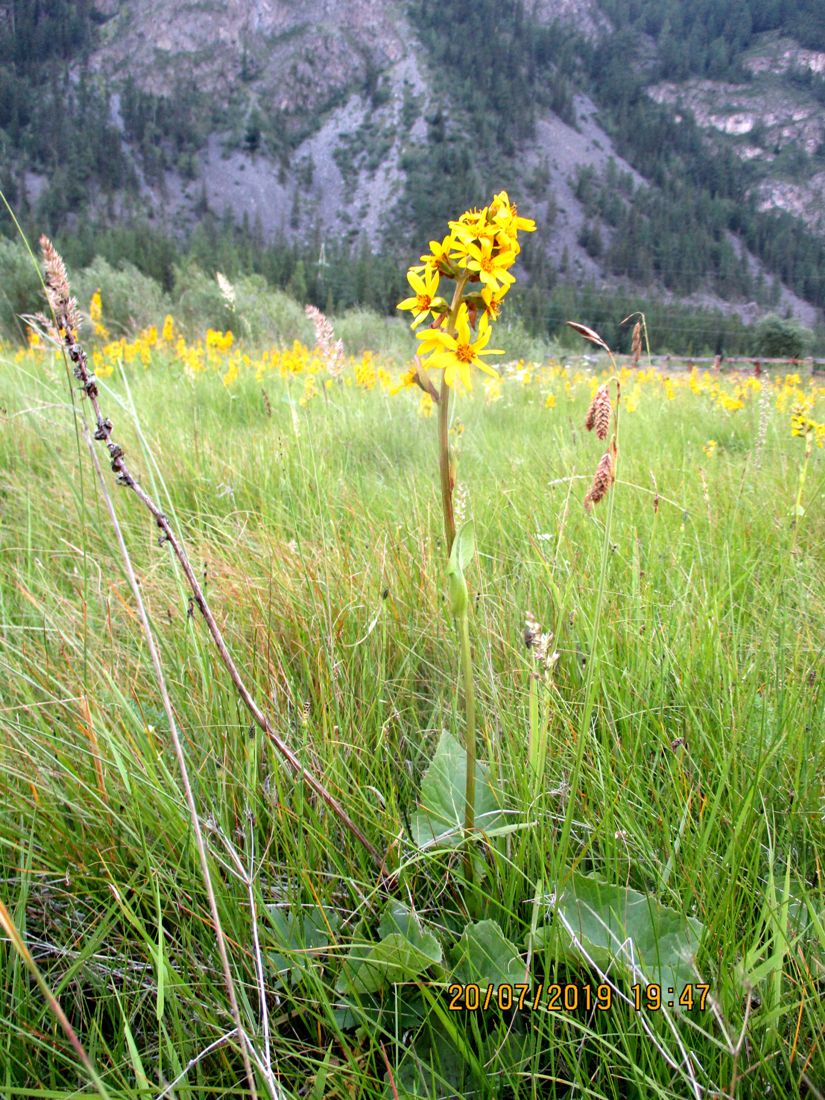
top-left (39, 235), bottom-right (381, 870)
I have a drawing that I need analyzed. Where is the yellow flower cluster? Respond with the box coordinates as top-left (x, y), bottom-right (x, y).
top-left (89, 290), bottom-right (109, 340)
top-left (791, 408), bottom-right (825, 447)
top-left (10, 313), bottom-right (824, 437)
top-left (397, 191), bottom-right (535, 391)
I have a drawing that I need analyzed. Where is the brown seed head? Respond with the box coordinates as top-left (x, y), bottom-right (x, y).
top-left (524, 611), bottom-right (541, 650)
top-left (594, 385), bottom-right (611, 440)
top-left (584, 451), bottom-right (614, 511)
top-left (585, 384), bottom-right (611, 440)
top-left (631, 321), bottom-right (642, 367)
top-left (40, 235), bottom-right (80, 337)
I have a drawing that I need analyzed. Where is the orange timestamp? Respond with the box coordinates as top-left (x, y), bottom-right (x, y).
top-left (447, 982), bottom-right (711, 1013)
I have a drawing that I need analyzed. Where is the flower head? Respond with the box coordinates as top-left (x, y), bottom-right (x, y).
top-left (397, 268), bottom-right (447, 328)
top-left (417, 304), bottom-right (502, 391)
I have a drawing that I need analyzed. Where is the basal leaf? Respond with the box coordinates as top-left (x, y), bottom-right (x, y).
top-left (337, 900), bottom-right (442, 995)
top-left (265, 905), bottom-right (337, 988)
top-left (453, 919), bottom-right (524, 988)
top-left (536, 872), bottom-right (704, 996)
top-left (410, 730), bottom-right (506, 849)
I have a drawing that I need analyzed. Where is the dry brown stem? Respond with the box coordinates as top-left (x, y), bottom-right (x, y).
top-left (39, 236), bottom-right (381, 870)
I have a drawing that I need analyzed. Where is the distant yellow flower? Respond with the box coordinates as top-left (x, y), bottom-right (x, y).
top-left (545, 393), bottom-right (556, 409)
top-left (417, 304), bottom-right (502, 391)
top-left (397, 268), bottom-right (447, 328)
top-left (703, 439), bottom-right (717, 458)
top-left (791, 408), bottom-right (825, 447)
top-left (161, 314), bottom-right (175, 342)
top-left (89, 289), bottom-right (109, 339)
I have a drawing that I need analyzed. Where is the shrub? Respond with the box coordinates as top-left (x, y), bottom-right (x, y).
top-left (753, 313), bottom-right (814, 359)
top-left (0, 238), bottom-right (42, 339)
top-left (72, 257), bottom-right (168, 335)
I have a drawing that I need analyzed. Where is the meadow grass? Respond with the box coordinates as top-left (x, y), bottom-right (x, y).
top-left (0, 345), bottom-right (823, 1098)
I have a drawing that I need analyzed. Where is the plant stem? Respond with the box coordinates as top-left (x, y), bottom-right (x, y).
top-left (437, 274), bottom-right (469, 555)
top-left (556, 372), bottom-right (621, 877)
top-left (438, 372), bottom-right (455, 554)
top-left (57, 308), bottom-right (382, 869)
top-left (460, 610), bottom-right (476, 836)
top-left (791, 432), bottom-right (812, 556)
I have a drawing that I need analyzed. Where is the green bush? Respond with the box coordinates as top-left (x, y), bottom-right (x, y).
top-left (0, 238), bottom-right (42, 339)
top-left (333, 309), bottom-right (417, 363)
top-left (73, 257), bottom-right (168, 335)
top-left (170, 263), bottom-right (234, 337)
top-left (233, 275), bottom-right (313, 345)
top-left (753, 313), bottom-right (814, 359)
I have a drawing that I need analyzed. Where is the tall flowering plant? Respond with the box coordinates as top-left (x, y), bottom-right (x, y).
top-left (397, 192), bottom-right (534, 849)
top-left (398, 191), bottom-right (535, 553)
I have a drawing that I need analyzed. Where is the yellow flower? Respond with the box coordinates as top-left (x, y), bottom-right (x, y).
top-left (161, 314), bottom-right (175, 342)
top-left (416, 235), bottom-right (459, 275)
top-left (545, 393), bottom-right (556, 409)
top-left (703, 439), bottom-right (717, 458)
top-left (417, 304), bottom-right (502, 391)
top-left (397, 268), bottom-right (447, 328)
top-left (490, 190), bottom-right (536, 237)
top-left (461, 237), bottom-right (516, 294)
top-left (89, 289), bottom-right (109, 339)
top-left (390, 365), bottom-right (418, 395)
top-left (449, 206), bottom-right (492, 247)
top-left (481, 285), bottom-right (508, 321)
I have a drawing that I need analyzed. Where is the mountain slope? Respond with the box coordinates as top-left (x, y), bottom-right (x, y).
top-left (1, 0), bottom-right (823, 330)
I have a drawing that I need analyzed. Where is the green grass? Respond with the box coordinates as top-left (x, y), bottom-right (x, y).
top-left (0, 350), bottom-right (823, 1098)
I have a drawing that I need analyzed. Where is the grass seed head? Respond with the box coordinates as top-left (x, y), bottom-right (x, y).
top-left (631, 321), bottom-right (642, 367)
top-left (40, 235), bottom-right (80, 336)
top-left (584, 450), bottom-right (614, 511)
top-left (585, 384), bottom-right (612, 440)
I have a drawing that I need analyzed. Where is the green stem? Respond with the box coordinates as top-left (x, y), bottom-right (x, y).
top-left (556, 371), bottom-right (621, 877)
top-left (791, 434), bottom-right (812, 556)
top-left (460, 611), bottom-right (476, 836)
top-left (438, 373), bottom-right (455, 554)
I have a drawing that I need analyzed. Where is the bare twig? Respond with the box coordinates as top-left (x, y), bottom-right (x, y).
top-left (85, 432), bottom-right (262, 1100)
top-left (208, 815), bottom-right (276, 1084)
top-left (155, 1029), bottom-right (238, 1100)
top-left (39, 236), bottom-right (381, 869)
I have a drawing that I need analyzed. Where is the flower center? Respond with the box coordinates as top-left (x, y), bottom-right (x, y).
top-left (456, 342), bottom-right (474, 364)
top-left (416, 294), bottom-right (432, 310)
top-left (480, 256), bottom-right (494, 273)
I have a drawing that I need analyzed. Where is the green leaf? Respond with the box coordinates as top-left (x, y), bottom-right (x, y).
top-left (453, 520), bottom-right (475, 573)
top-left (337, 901), bottom-right (442, 995)
top-left (447, 520), bottom-right (475, 617)
top-left (453, 920), bottom-right (523, 988)
top-left (265, 905), bottom-right (337, 988)
top-left (536, 872), bottom-right (704, 995)
top-left (410, 730), bottom-right (506, 849)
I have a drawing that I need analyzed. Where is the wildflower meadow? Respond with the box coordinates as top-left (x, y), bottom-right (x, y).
top-left (0, 203), bottom-right (823, 1099)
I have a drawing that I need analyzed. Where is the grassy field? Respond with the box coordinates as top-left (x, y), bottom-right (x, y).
top-left (0, 331), bottom-right (823, 1098)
